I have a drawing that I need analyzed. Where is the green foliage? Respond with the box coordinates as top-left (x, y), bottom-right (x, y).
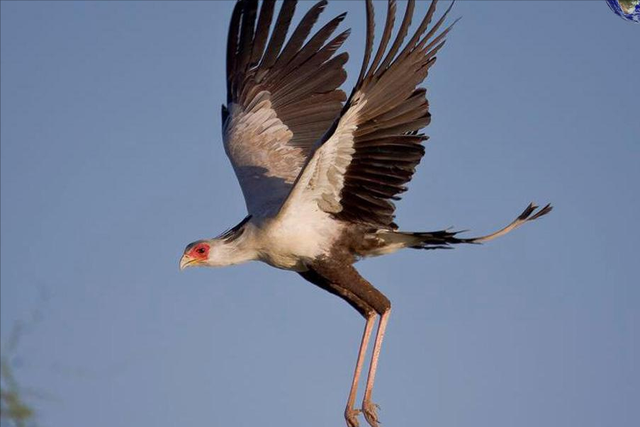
top-left (1, 360), bottom-right (35, 427)
top-left (1, 323), bottom-right (36, 427)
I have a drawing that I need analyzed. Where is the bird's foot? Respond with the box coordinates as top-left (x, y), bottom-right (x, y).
top-left (344, 406), bottom-right (362, 427)
top-left (362, 400), bottom-right (381, 427)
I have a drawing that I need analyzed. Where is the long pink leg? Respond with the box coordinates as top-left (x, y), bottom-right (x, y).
top-left (361, 309), bottom-right (391, 427)
top-left (344, 314), bottom-right (377, 427)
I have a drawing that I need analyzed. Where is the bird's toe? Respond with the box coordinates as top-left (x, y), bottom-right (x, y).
top-left (345, 406), bottom-right (362, 427)
top-left (362, 401), bottom-right (381, 427)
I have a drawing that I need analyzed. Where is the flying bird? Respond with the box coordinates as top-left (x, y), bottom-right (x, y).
top-left (179, 1), bottom-right (552, 426)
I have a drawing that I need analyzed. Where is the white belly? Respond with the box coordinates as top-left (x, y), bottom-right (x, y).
top-left (256, 214), bottom-right (343, 271)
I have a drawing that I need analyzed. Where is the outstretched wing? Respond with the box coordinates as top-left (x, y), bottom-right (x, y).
top-left (281, 0), bottom-right (455, 229)
top-left (223, 0), bottom-right (350, 216)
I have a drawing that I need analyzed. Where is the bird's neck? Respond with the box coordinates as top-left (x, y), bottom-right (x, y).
top-left (206, 221), bottom-right (261, 267)
top-left (221, 241), bottom-right (259, 266)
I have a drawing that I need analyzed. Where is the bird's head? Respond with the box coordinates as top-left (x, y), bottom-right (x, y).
top-left (180, 238), bottom-right (245, 270)
top-left (180, 240), bottom-right (214, 270)
top-left (180, 217), bottom-right (256, 270)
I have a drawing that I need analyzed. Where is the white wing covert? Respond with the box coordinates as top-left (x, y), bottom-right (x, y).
top-left (281, 0), bottom-right (457, 229)
top-left (223, 0), bottom-right (349, 216)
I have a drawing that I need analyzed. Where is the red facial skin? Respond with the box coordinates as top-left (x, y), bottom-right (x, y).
top-left (188, 243), bottom-right (210, 261)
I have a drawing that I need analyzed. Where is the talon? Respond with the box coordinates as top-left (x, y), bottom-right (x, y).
top-left (345, 406), bottom-right (362, 427)
top-left (362, 400), bottom-right (381, 427)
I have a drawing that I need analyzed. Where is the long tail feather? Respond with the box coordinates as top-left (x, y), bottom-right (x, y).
top-left (388, 203), bottom-right (553, 250)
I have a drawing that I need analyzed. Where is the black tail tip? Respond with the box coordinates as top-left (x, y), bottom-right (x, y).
top-left (528, 203), bottom-right (553, 221)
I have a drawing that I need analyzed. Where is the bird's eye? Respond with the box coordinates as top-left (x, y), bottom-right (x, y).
top-left (196, 247), bottom-right (206, 254)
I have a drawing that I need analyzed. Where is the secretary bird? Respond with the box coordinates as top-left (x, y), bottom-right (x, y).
top-left (179, 1), bottom-right (552, 426)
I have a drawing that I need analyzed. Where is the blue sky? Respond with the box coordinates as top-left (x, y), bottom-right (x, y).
top-left (1, 1), bottom-right (638, 427)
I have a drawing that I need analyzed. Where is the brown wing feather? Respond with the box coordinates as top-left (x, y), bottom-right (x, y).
top-left (334, 0), bottom-right (457, 228)
top-left (224, 0), bottom-right (350, 215)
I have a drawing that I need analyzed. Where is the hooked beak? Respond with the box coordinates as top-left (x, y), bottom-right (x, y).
top-left (179, 254), bottom-right (197, 271)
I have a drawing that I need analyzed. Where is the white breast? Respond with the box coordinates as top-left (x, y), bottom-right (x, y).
top-left (255, 207), bottom-right (344, 271)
